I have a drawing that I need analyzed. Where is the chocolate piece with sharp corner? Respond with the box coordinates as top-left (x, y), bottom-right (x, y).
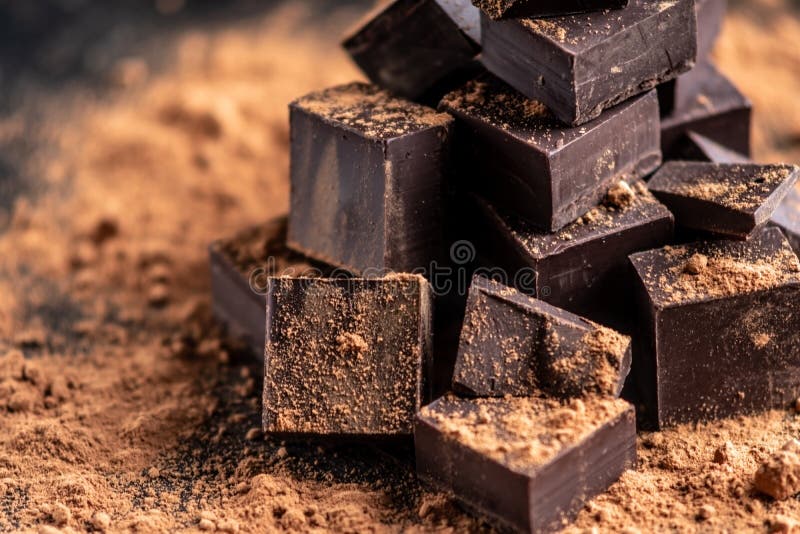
top-left (467, 182), bottom-right (673, 333)
top-left (288, 83), bottom-right (453, 275)
top-left (629, 227), bottom-right (800, 428)
top-left (472, 0), bottom-right (627, 20)
top-left (648, 162), bottom-right (799, 240)
top-left (672, 131), bottom-right (751, 164)
top-left (415, 395), bottom-right (636, 533)
top-left (452, 276), bottom-right (631, 399)
top-left (342, 0), bottom-right (480, 101)
top-left (661, 62), bottom-right (752, 159)
top-left (772, 187), bottom-right (800, 255)
top-left (263, 275), bottom-right (433, 437)
top-left (439, 74), bottom-right (661, 231)
top-left (209, 218), bottom-right (327, 357)
top-left (480, 0), bottom-right (696, 126)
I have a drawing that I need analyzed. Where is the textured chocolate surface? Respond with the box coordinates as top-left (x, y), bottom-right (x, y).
top-left (342, 0), bottom-right (479, 100)
top-left (439, 74), bottom-right (661, 231)
top-left (263, 275), bottom-right (433, 437)
top-left (480, 0), bottom-right (696, 125)
top-left (629, 227), bottom-right (800, 428)
top-left (661, 62), bottom-right (752, 159)
top-left (288, 83), bottom-right (452, 275)
top-left (415, 396), bottom-right (636, 532)
top-left (469, 182), bottom-right (673, 332)
top-left (648, 162), bottom-right (799, 240)
top-left (452, 277), bottom-right (631, 399)
top-left (473, 0), bottom-right (627, 20)
top-left (209, 218), bottom-right (323, 357)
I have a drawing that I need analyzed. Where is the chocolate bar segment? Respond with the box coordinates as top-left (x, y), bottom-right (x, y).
top-left (468, 182), bottom-right (673, 332)
top-left (415, 396), bottom-right (636, 532)
top-left (209, 218), bottom-right (324, 357)
top-left (648, 162), bottom-right (800, 240)
top-left (772, 187), bottom-right (800, 255)
top-left (453, 276), bottom-right (631, 399)
top-left (342, 0), bottom-right (479, 101)
top-left (263, 275), bottom-right (432, 437)
top-left (472, 0), bottom-right (627, 20)
top-left (439, 74), bottom-right (661, 231)
top-left (480, 0), bottom-right (696, 126)
top-left (671, 131), bottom-right (751, 164)
top-left (696, 0), bottom-right (727, 60)
top-left (661, 62), bottom-right (752, 159)
top-left (288, 83), bottom-right (453, 275)
top-left (630, 227), bottom-right (800, 428)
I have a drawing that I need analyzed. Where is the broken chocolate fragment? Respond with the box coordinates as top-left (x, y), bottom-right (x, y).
top-left (629, 227), bottom-right (800, 428)
top-left (648, 162), bottom-right (799, 240)
top-left (439, 74), bottom-right (661, 231)
top-left (452, 276), bottom-right (631, 399)
top-left (288, 83), bottom-right (453, 275)
top-left (472, 0), bottom-right (627, 20)
top-left (467, 182), bottom-right (673, 332)
top-left (263, 275), bottom-right (432, 437)
top-left (661, 62), bottom-right (752, 159)
top-left (696, 0), bottom-right (727, 60)
top-left (415, 395), bottom-right (636, 532)
top-left (480, 0), bottom-right (697, 125)
top-left (671, 131), bottom-right (751, 164)
top-left (209, 218), bottom-right (325, 357)
top-left (342, 0), bottom-right (480, 101)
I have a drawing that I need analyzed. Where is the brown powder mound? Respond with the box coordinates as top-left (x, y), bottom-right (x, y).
top-left (754, 440), bottom-right (800, 500)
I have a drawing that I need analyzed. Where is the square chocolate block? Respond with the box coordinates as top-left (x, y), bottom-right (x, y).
top-left (696, 0), bottom-right (727, 60)
top-left (415, 396), bottom-right (636, 533)
top-left (648, 162), bottom-right (799, 240)
top-left (439, 74), bottom-right (661, 231)
top-left (469, 182), bottom-right (673, 332)
top-left (263, 275), bottom-right (433, 437)
top-left (288, 83), bottom-right (453, 275)
top-left (772, 186), bottom-right (800, 255)
top-left (661, 62), bottom-right (752, 159)
top-left (670, 131), bottom-right (751, 165)
top-left (473, 0), bottom-right (627, 20)
top-left (629, 227), bottom-right (800, 428)
top-left (480, 0), bottom-right (696, 125)
top-left (209, 218), bottom-right (325, 357)
top-left (342, 0), bottom-right (480, 101)
top-left (452, 276), bottom-right (631, 399)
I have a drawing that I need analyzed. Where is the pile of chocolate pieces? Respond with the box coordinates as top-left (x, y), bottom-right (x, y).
top-left (209, 0), bottom-right (800, 531)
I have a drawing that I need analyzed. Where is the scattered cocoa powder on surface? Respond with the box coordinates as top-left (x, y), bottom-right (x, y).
top-left (1, 1), bottom-right (800, 532)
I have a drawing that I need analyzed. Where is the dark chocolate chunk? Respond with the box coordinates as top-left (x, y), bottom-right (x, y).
top-left (472, 0), bottom-right (627, 20)
top-left (661, 62), bottom-right (752, 159)
top-left (209, 218), bottom-right (325, 357)
top-left (288, 83), bottom-right (453, 275)
top-left (480, 0), bottom-right (696, 126)
top-left (629, 227), bottom-right (800, 428)
top-left (772, 187), bottom-right (800, 255)
top-left (452, 276), bottom-right (631, 399)
top-left (415, 395), bottom-right (636, 532)
top-left (263, 275), bottom-right (433, 437)
top-left (439, 74), bottom-right (661, 231)
top-left (342, 0), bottom-right (480, 101)
top-left (671, 131), bottom-right (751, 164)
top-left (696, 0), bottom-right (727, 60)
top-left (468, 182), bottom-right (673, 332)
top-left (648, 162), bottom-right (800, 240)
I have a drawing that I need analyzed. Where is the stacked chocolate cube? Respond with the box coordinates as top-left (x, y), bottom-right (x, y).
top-left (209, 0), bottom-right (800, 531)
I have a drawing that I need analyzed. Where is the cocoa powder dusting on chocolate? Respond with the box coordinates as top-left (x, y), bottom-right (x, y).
top-left (2, 1), bottom-right (800, 532)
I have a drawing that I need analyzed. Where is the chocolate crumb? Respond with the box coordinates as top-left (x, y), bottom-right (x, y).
top-left (684, 253), bottom-right (709, 275)
top-left (754, 439), bottom-right (800, 500)
top-left (605, 180), bottom-right (636, 209)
